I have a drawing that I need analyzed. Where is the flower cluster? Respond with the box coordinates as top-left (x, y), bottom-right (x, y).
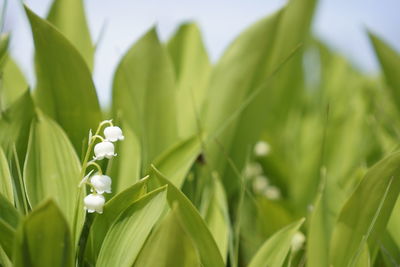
top-left (79, 120), bottom-right (124, 214)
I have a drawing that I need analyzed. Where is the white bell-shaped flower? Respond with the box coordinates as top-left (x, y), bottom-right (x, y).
top-left (104, 126), bottom-right (125, 142)
top-left (252, 175), bottom-right (269, 193)
top-left (254, 141), bottom-right (270, 156)
top-left (264, 185), bottom-right (281, 200)
top-left (291, 231), bottom-right (306, 252)
top-left (94, 141), bottom-right (116, 160)
top-left (84, 194), bottom-right (105, 213)
top-left (90, 174), bottom-right (112, 194)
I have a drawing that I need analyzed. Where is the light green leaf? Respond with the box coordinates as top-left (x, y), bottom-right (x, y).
top-left (369, 32), bottom-right (400, 112)
top-left (107, 123), bottom-right (141, 194)
top-left (13, 200), bottom-right (73, 267)
top-left (24, 5), bottom-right (101, 153)
top-left (248, 218), bottom-right (305, 267)
top-left (23, 113), bottom-right (82, 231)
top-left (167, 23), bottom-right (211, 138)
top-left (330, 151), bottom-right (400, 267)
top-left (96, 186), bottom-right (168, 267)
top-left (47, 0), bottom-right (94, 70)
top-left (112, 28), bottom-right (177, 170)
top-left (133, 206), bottom-right (201, 267)
top-left (0, 193), bottom-right (21, 259)
top-left (151, 166), bottom-right (225, 267)
top-left (85, 177), bottom-right (148, 264)
top-left (151, 134), bottom-right (201, 188)
top-left (0, 148), bottom-right (13, 202)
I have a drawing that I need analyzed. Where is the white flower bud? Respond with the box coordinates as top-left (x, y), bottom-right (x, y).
top-left (254, 141), bottom-right (270, 156)
top-left (291, 231), bottom-right (306, 252)
top-left (90, 174), bottom-right (112, 194)
top-left (84, 194), bottom-right (105, 214)
top-left (244, 162), bottom-right (263, 178)
top-left (264, 185), bottom-right (281, 200)
top-left (94, 141), bottom-right (116, 160)
top-left (252, 175), bottom-right (269, 193)
top-left (104, 126), bottom-right (124, 142)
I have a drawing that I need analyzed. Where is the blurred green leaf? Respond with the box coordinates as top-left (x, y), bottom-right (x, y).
top-left (24, 113), bottom-right (83, 231)
top-left (96, 186), bottom-right (167, 267)
top-left (13, 200), bottom-right (73, 267)
top-left (112, 28), bottom-right (177, 170)
top-left (107, 123), bottom-right (141, 194)
top-left (25, 5), bottom-right (101, 153)
top-left (151, 166), bottom-right (225, 267)
top-left (151, 134), bottom-right (201, 188)
top-left (0, 193), bottom-right (21, 259)
top-left (330, 151), bottom-right (400, 266)
top-left (133, 206), bottom-right (201, 267)
top-left (0, 148), bottom-right (13, 202)
top-left (0, 33), bottom-right (9, 62)
top-left (47, 0), bottom-right (94, 70)
top-left (248, 218), bottom-right (304, 267)
top-left (167, 23), bottom-right (211, 138)
top-left (85, 177), bottom-right (147, 264)
top-left (369, 32), bottom-right (400, 113)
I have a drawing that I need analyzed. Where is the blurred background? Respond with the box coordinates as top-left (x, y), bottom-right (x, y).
top-left (4, 0), bottom-right (400, 106)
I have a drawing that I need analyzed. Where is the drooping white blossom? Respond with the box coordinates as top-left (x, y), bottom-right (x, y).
top-left (90, 174), bottom-right (112, 194)
top-left (244, 162), bottom-right (263, 178)
top-left (291, 231), bottom-right (306, 252)
top-left (84, 194), bottom-right (105, 214)
top-left (94, 141), bottom-right (116, 160)
top-left (254, 141), bottom-right (270, 156)
top-left (104, 126), bottom-right (125, 142)
top-left (264, 185), bottom-right (281, 200)
top-left (252, 175), bottom-right (269, 193)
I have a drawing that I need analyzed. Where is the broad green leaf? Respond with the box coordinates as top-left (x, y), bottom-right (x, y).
top-left (369, 33), bottom-right (400, 112)
top-left (167, 23), bottom-right (211, 138)
top-left (151, 166), bottom-right (225, 267)
top-left (0, 33), bottom-right (8, 62)
top-left (112, 28), bottom-right (177, 170)
top-left (13, 200), bottom-right (73, 267)
top-left (0, 247), bottom-right (11, 267)
top-left (23, 113), bottom-right (82, 230)
top-left (330, 151), bottom-right (400, 267)
top-left (248, 218), bottom-right (305, 267)
top-left (133, 206), bottom-right (200, 267)
top-left (107, 123), bottom-right (141, 194)
top-left (151, 134), bottom-right (201, 188)
top-left (96, 186), bottom-right (168, 267)
top-left (85, 178), bottom-right (148, 264)
top-left (0, 148), bottom-right (13, 202)
top-left (25, 6), bottom-right (101, 153)
top-left (47, 0), bottom-right (94, 70)
top-left (200, 177), bottom-right (229, 262)
top-left (0, 193), bottom-right (21, 258)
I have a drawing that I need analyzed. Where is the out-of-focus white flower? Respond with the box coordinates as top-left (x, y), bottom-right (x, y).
top-left (291, 231), bottom-right (306, 252)
top-left (90, 174), bottom-right (112, 194)
top-left (104, 126), bottom-right (124, 142)
top-left (84, 194), bottom-right (105, 214)
top-left (244, 162), bottom-right (263, 178)
top-left (264, 185), bottom-right (281, 200)
top-left (94, 141), bottom-right (116, 160)
top-left (254, 141), bottom-right (270, 156)
top-left (252, 175), bottom-right (269, 193)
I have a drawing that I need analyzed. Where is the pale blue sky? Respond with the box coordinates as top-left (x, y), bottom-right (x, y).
top-left (4, 0), bottom-right (400, 106)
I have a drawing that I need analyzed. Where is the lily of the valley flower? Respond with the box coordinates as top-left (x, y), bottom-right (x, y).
top-left (291, 231), bottom-right (306, 252)
top-left (84, 194), bottom-right (105, 214)
top-left (104, 126), bottom-right (125, 142)
top-left (90, 174), bottom-right (112, 194)
top-left (254, 141), bottom-right (270, 156)
top-left (94, 141), bottom-right (116, 160)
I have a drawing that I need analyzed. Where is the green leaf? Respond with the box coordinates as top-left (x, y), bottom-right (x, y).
top-left (151, 134), bottom-right (201, 188)
top-left (24, 5), bottom-right (101, 153)
top-left (23, 113), bottom-right (82, 231)
top-left (47, 0), bottom-right (94, 70)
top-left (107, 123), bottom-right (141, 194)
top-left (167, 23), bottom-right (211, 138)
top-left (96, 186), bottom-right (168, 267)
top-left (85, 177), bottom-right (148, 264)
top-left (13, 200), bottom-right (73, 267)
top-left (0, 148), bottom-right (13, 202)
top-left (330, 151), bottom-right (400, 266)
top-left (0, 193), bottom-right (21, 259)
top-left (248, 218), bottom-right (305, 267)
top-left (112, 28), bottom-right (177, 170)
top-left (369, 32), bottom-right (400, 112)
top-left (200, 177), bottom-right (230, 262)
top-left (150, 166), bottom-right (225, 267)
top-left (133, 206), bottom-right (201, 267)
